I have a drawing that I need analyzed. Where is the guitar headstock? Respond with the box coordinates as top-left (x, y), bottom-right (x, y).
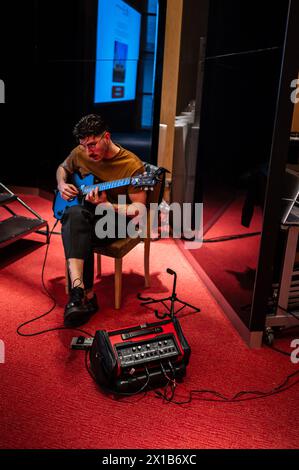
top-left (131, 167), bottom-right (167, 190)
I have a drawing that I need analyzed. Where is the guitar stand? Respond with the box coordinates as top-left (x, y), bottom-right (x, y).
top-left (137, 268), bottom-right (200, 319)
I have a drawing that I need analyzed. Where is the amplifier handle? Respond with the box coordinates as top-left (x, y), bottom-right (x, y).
top-left (121, 327), bottom-right (163, 340)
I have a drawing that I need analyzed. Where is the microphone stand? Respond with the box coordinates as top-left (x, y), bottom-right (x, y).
top-left (137, 268), bottom-right (200, 319)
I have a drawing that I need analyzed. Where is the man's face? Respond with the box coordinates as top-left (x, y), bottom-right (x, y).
top-left (79, 133), bottom-right (108, 161)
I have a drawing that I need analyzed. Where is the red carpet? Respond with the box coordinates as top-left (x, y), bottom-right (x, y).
top-left (0, 195), bottom-right (299, 449)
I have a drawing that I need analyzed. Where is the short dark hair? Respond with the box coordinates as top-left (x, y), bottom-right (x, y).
top-left (73, 114), bottom-right (108, 140)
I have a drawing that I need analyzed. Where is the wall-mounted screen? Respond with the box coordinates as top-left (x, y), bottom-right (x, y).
top-left (94, 0), bottom-right (141, 103)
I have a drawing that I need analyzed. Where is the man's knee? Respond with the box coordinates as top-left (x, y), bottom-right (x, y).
top-left (62, 205), bottom-right (93, 225)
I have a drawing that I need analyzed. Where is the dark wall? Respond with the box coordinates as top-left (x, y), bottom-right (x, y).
top-left (177, 0), bottom-right (209, 114)
top-left (1, 1), bottom-right (37, 186)
top-left (1, 1), bottom-right (92, 188)
top-left (1, 0), bottom-right (164, 190)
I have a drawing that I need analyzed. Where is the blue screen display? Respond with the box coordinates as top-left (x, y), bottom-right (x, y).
top-left (94, 0), bottom-right (141, 103)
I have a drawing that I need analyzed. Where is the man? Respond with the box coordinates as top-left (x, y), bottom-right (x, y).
top-left (57, 114), bottom-right (146, 326)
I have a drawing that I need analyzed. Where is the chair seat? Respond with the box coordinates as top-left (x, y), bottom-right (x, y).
top-left (94, 236), bottom-right (141, 259)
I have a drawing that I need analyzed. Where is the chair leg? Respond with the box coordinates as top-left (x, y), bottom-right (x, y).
top-left (144, 238), bottom-right (151, 287)
top-left (65, 260), bottom-right (69, 294)
top-left (96, 254), bottom-right (101, 277)
top-left (114, 258), bottom-right (122, 309)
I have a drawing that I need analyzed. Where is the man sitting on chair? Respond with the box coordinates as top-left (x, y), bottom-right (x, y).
top-left (56, 114), bottom-right (146, 326)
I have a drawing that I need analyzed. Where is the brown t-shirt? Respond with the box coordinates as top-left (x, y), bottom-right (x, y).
top-left (60, 144), bottom-right (144, 204)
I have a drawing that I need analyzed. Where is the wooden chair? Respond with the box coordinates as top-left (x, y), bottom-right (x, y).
top-left (65, 164), bottom-right (165, 309)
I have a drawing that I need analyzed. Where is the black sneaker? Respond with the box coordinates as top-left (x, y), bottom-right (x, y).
top-left (64, 287), bottom-right (90, 327)
top-left (85, 294), bottom-right (99, 316)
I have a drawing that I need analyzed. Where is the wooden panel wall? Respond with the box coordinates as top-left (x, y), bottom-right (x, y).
top-left (158, 0), bottom-right (183, 173)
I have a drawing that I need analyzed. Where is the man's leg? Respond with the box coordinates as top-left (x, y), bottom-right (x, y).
top-left (67, 248), bottom-right (95, 298)
top-left (61, 204), bottom-right (97, 325)
top-left (67, 258), bottom-right (85, 289)
top-left (83, 248), bottom-right (96, 301)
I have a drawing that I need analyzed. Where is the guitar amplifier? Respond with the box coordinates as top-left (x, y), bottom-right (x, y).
top-left (90, 317), bottom-right (191, 394)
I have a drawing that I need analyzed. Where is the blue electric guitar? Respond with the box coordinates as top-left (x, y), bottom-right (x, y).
top-left (53, 168), bottom-right (164, 220)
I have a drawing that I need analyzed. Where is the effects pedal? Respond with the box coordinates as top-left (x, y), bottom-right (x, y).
top-left (70, 336), bottom-right (94, 350)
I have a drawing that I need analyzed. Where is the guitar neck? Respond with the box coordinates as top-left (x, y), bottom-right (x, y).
top-left (81, 177), bottom-right (132, 195)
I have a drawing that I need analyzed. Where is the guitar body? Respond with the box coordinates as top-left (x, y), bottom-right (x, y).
top-left (53, 173), bottom-right (96, 220)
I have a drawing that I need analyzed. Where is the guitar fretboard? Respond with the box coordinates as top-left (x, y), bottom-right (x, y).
top-left (81, 177), bottom-right (131, 194)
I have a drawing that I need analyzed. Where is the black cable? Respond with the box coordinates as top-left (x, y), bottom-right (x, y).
top-left (156, 362), bottom-right (176, 403)
top-left (267, 344), bottom-right (291, 357)
top-left (203, 231), bottom-right (261, 243)
top-left (83, 322), bottom-right (298, 405)
top-left (83, 318), bottom-right (299, 406)
top-left (85, 340), bottom-right (299, 405)
top-left (165, 361), bottom-right (177, 401)
top-left (157, 381), bottom-right (175, 402)
top-left (16, 220), bottom-right (93, 338)
top-left (277, 304), bottom-right (299, 322)
top-left (154, 369), bottom-right (299, 405)
top-left (168, 360), bottom-right (176, 379)
top-left (17, 324), bottom-right (93, 338)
